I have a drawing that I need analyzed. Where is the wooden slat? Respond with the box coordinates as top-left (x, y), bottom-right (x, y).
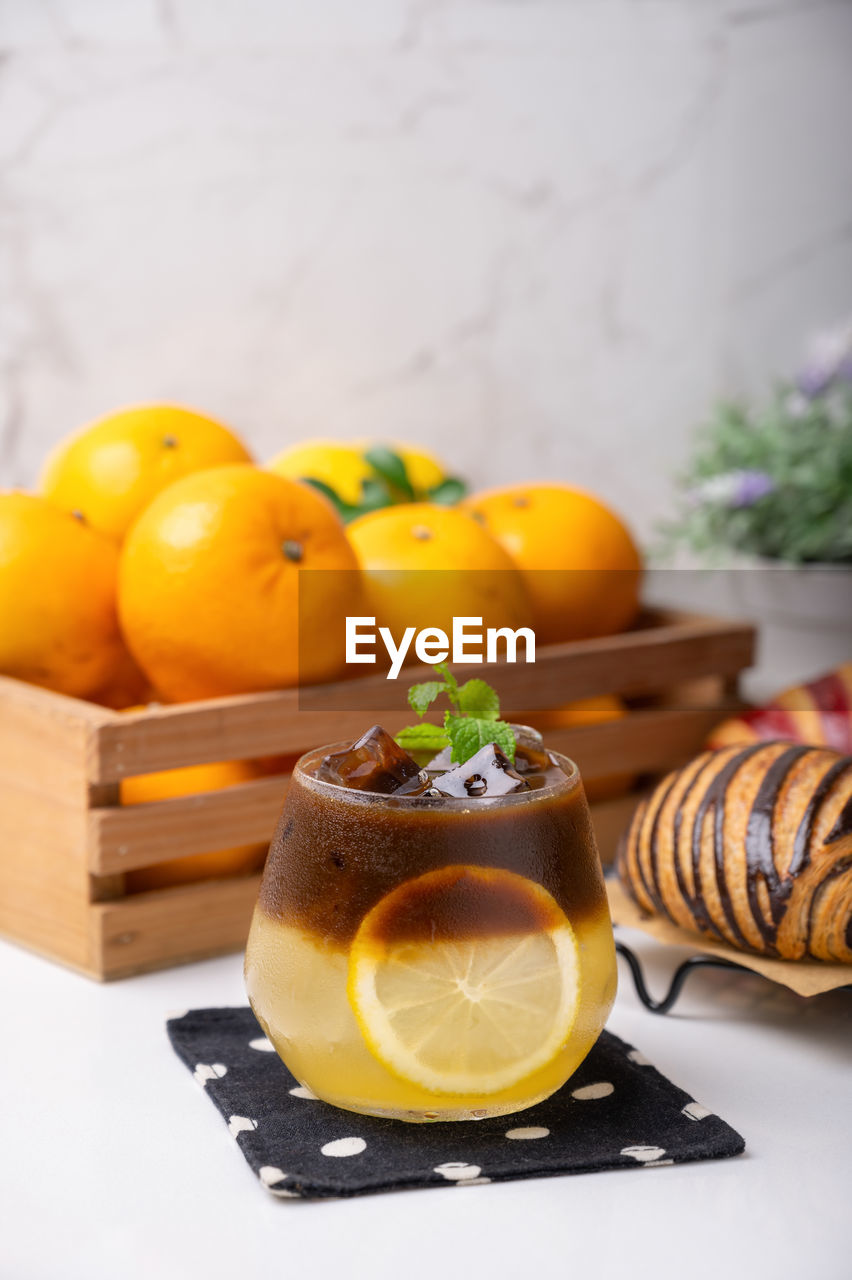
top-left (0, 671), bottom-right (117, 725)
top-left (88, 611), bottom-right (755, 782)
top-left (88, 775), bottom-right (288, 874)
top-left (0, 779), bottom-right (92, 972)
top-left (87, 783), bottom-right (126, 898)
top-left (90, 874), bottom-right (261, 980)
top-left (91, 699), bottom-right (412, 783)
top-left (0, 674), bottom-right (115, 805)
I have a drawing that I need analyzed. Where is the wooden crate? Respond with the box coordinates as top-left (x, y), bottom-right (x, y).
top-left (0, 607), bottom-right (754, 980)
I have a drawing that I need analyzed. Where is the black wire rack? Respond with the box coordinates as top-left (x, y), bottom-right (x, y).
top-left (614, 938), bottom-right (852, 1014)
top-left (615, 941), bottom-right (753, 1014)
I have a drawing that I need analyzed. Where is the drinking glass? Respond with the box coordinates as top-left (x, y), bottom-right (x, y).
top-left (245, 743), bottom-right (616, 1122)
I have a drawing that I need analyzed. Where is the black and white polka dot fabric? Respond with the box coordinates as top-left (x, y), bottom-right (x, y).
top-left (167, 1008), bottom-right (744, 1200)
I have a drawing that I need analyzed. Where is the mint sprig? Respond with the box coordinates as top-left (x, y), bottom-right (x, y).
top-left (398, 663), bottom-right (516, 764)
top-left (406, 663), bottom-right (499, 720)
top-left (445, 714), bottom-right (516, 764)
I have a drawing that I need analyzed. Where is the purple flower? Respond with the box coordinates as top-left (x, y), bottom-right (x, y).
top-left (796, 366), bottom-right (833, 398)
top-left (796, 321), bottom-right (852, 398)
top-left (688, 469), bottom-right (774, 509)
top-left (731, 469), bottom-right (775, 508)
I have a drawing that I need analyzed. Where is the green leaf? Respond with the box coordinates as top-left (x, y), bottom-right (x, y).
top-left (445, 713), bottom-right (516, 764)
top-left (434, 661), bottom-right (460, 709)
top-left (300, 475), bottom-right (394, 525)
top-left (358, 476), bottom-right (394, 511)
top-left (427, 476), bottom-right (467, 506)
top-left (395, 723), bottom-right (450, 753)
top-left (489, 721), bottom-right (518, 762)
top-left (299, 476), bottom-right (358, 521)
top-left (407, 680), bottom-right (448, 717)
top-left (364, 446), bottom-right (415, 501)
top-left (457, 678), bottom-right (500, 721)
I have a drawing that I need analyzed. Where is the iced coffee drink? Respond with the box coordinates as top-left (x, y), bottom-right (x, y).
top-left (245, 719), bottom-right (616, 1122)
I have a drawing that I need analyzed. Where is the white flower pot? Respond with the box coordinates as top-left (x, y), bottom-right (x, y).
top-left (646, 560), bottom-right (852, 702)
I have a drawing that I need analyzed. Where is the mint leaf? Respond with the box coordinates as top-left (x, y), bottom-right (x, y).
top-left (407, 680), bottom-right (448, 717)
top-left (457, 678), bottom-right (500, 721)
top-left (489, 721), bottom-right (517, 762)
top-left (395, 723), bottom-right (449, 753)
top-left (445, 713), bottom-right (516, 764)
top-left (434, 661), bottom-right (460, 710)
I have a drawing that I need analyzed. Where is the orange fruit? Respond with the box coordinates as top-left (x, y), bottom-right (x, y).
top-left (88, 645), bottom-right (151, 710)
top-left (121, 758), bottom-right (267, 892)
top-left (253, 752), bottom-right (303, 777)
top-left (41, 404), bottom-right (253, 541)
top-left (0, 492), bottom-right (135, 700)
top-left (518, 694), bottom-right (634, 801)
top-left (463, 484), bottom-right (641, 643)
top-left (346, 503), bottom-right (531, 659)
top-left (118, 465), bottom-right (361, 701)
top-left (520, 694), bottom-right (626, 733)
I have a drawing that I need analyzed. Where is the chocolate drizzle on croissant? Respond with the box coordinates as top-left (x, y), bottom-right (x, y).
top-left (617, 742), bottom-right (852, 962)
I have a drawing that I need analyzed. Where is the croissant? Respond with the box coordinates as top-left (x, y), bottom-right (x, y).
top-left (617, 741), bottom-right (852, 962)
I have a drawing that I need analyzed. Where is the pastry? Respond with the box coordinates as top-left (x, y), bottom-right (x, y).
top-left (617, 741), bottom-right (852, 962)
top-left (708, 663), bottom-right (852, 753)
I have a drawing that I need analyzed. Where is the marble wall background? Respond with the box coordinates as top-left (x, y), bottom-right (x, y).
top-left (2, 0), bottom-right (851, 542)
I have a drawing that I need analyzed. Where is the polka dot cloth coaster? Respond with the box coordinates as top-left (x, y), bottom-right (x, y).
top-left (167, 1008), bottom-right (744, 1200)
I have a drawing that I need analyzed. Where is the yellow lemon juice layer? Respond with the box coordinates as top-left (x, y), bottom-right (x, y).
top-left (245, 888), bottom-right (616, 1122)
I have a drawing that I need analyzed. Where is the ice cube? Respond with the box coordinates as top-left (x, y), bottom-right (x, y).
top-left (394, 768), bottom-right (431, 796)
top-left (317, 725), bottom-right (423, 794)
top-left (509, 724), bottom-right (551, 773)
top-left (424, 745), bottom-right (453, 772)
top-left (432, 743), bottom-right (530, 799)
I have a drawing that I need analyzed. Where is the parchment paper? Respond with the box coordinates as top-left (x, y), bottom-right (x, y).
top-left (606, 877), bottom-right (852, 998)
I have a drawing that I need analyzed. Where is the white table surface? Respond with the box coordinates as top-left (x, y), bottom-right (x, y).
top-left (2, 926), bottom-right (849, 1280)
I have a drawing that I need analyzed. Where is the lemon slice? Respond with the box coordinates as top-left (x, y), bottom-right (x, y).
top-left (347, 865), bottom-right (580, 1096)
